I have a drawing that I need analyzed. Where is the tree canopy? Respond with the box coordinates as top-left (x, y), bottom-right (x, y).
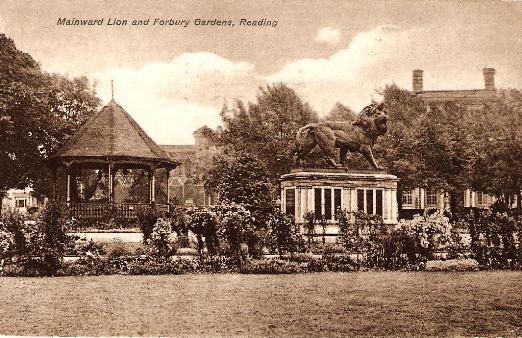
top-left (0, 34), bottom-right (101, 198)
top-left (212, 84), bottom-right (325, 188)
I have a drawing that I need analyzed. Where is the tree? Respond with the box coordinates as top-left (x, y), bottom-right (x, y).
top-left (373, 85), bottom-right (428, 210)
top-left (471, 89), bottom-right (522, 210)
top-left (205, 153), bottom-right (274, 229)
top-left (376, 84), bottom-right (479, 215)
top-left (324, 102), bottom-right (356, 122)
top-left (213, 84), bottom-right (323, 188)
top-left (0, 34), bottom-right (100, 200)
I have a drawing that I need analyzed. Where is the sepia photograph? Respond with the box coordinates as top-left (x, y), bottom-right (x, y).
top-left (0, 0), bottom-right (521, 336)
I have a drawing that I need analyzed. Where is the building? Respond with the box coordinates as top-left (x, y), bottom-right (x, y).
top-left (402, 68), bottom-right (500, 216)
top-left (161, 126), bottom-right (216, 207)
top-left (1, 188), bottom-right (47, 215)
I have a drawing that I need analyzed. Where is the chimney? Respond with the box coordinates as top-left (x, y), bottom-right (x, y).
top-left (483, 68), bottom-right (496, 90)
top-left (412, 69), bottom-right (423, 93)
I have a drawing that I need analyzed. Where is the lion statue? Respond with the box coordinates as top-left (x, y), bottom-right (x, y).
top-left (295, 102), bottom-right (388, 170)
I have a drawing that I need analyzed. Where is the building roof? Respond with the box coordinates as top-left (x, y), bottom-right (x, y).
top-left (416, 89), bottom-right (497, 104)
top-left (51, 100), bottom-right (179, 167)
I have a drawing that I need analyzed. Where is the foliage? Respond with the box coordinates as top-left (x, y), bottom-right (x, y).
top-left (376, 85), bottom-right (479, 214)
top-left (0, 34), bottom-right (100, 197)
top-left (136, 205), bottom-right (158, 242)
top-left (240, 259), bottom-right (305, 274)
top-left (0, 201), bottom-right (75, 276)
top-left (425, 259), bottom-right (479, 272)
top-left (33, 200), bottom-right (73, 275)
top-left (303, 211), bottom-right (316, 248)
top-left (266, 210), bottom-right (305, 255)
top-left (146, 218), bottom-right (175, 257)
top-left (205, 153), bottom-right (274, 229)
top-left (214, 202), bottom-right (256, 262)
top-left (470, 89), bottom-right (522, 210)
top-left (323, 102), bottom-right (356, 122)
top-left (209, 84), bottom-right (322, 191)
top-left (465, 209), bottom-right (522, 269)
top-left (184, 206), bottom-right (219, 256)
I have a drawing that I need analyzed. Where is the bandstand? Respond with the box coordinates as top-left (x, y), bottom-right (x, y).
top-left (49, 99), bottom-right (180, 220)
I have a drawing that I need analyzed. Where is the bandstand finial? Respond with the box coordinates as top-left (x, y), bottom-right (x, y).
top-left (111, 80), bottom-right (114, 100)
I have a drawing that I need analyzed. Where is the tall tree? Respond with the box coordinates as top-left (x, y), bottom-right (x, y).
top-left (0, 34), bottom-right (101, 199)
top-left (470, 89), bottom-right (522, 210)
top-left (213, 83), bottom-right (322, 188)
top-left (324, 102), bottom-right (356, 122)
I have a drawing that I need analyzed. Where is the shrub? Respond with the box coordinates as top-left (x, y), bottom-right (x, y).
top-left (105, 239), bottom-right (134, 258)
top-left (240, 259), bottom-right (305, 274)
top-left (136, 205), bottom-right (158, 242)
top-left (303, 211), bottom-right (316, 248)
top-left (214, 202), bottom-right (255, 264)
top-left (147, 218), bottom-right (174, 257)
top-left (267, 210), bottom-right (305, 255)
top-left (466, 209), bottom-right (521, 269)
top-left (425, 259), bottom-right (479, 272)
top-left (184, 207), bottom-right (219, 256)
top-left (29, 200), bottom-right (74, 276)
top-left (176, 247), bottom-right (199, 256)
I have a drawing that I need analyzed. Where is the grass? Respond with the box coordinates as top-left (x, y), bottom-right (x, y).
top-left (0, 272), bottom-right (521, 337)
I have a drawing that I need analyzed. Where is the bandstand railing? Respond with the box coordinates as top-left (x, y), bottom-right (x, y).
top-left (69, 202), bottom-right (169, 220)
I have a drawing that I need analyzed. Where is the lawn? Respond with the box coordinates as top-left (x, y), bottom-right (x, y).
top-left (0, 272), bottom-right (521, 337)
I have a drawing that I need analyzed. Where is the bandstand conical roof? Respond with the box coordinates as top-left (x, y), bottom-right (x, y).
top-left (51, 100), bottom-right (178, 167)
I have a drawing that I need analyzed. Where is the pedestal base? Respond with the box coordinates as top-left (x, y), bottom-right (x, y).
top-left (280, 168), bottom-right (399, 238)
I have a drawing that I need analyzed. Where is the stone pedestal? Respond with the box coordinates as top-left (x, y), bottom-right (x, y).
top-left (280, 168), bottom-right (399, 239)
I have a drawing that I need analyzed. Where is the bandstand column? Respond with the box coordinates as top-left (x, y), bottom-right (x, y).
top-left (166, 169), bottom-right (170, 206)
top-left (149, 165), bottom-right (156, 204)
top-left (108, 163), bottom-right (115, 203)
top-left (65, 164), bottom-right (71, 206)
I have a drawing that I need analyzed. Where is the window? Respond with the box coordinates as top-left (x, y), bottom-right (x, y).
top-left (314, 187), bottom-right (343, 220)
top-left (324, 188), bottom-right (332, 220)
top-left (314, 188), bottom-right (322, 218)
top-left (357, 189), bottom-right (365, 212)
top-left (402, 190), bottom-right (413, 205)
top-left (16, 199), bottom-right (26, 208)
top-left (376, 190), bottom-right (383, 216)
top-left (426, 189), bottom-right (438, 206)
top-left (477, 192), bottom-right (491, 205)
top-left (356, 189), bottom-right (384, 215)
top-left (334, 189), bottom-right (342, 218)
top-left (366, 190), bottom-right (374, 214)
top-left (285, 188), bottom-right (295, 217)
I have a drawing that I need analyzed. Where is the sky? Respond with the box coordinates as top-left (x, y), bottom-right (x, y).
top-left (1, 0), bottom-right (521, 144)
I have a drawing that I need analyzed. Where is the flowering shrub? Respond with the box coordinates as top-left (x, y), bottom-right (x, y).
top-left (136, 205), bottom-right (158, 242)
top-left (147, 218), bottom-right (174, 257)
top-left (266, 210), bottom-right (305, 255)
top-left (214, 202), bottom-right (255, 263)
top-left (184, 207), bottom-right (219, 255)
top-left (0, 229), bottom-right (15, 257)
top-left (303, 211), bottom-right (316, 248)
top-left (466, 209), bottom-right (522, 269)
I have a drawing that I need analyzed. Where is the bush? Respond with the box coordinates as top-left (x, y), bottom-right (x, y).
top-left (240, 259), bottom-right (305, 274)
top-left (176, 247), bottom-right (199, 256)
top-left (147, 218), bottom-right (175, 257)
top-left (136, 205), bottom-right (158, 242)
top-left (184, 207), bottom-right (219, 256)
top-left (466, 210), bottom-right (522, 269)
top-left (267, 210), bottom-right (305, 255)
top-left (425, 259), bottom-right (479, 272)
top-left (105, 239), bottom-right (135, 258)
